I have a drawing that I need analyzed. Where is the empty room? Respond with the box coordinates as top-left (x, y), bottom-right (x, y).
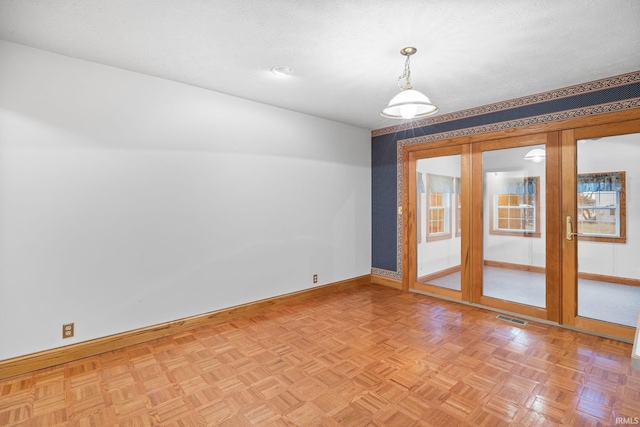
top-left (1, 1), bottom-right (640, 426)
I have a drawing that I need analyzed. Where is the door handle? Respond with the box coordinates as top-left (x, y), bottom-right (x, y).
top-left (566, 216), bottom-right (580, 240)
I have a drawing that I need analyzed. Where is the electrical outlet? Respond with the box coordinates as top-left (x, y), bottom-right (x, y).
top-left (62, 323), bottom-right (74, 339)
top-left (313, 274), bottom-right (318, 284)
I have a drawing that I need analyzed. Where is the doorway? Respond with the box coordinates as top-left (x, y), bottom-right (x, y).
top-left (561, 119), bottom-right (640, 341)
top-left (406, 145), bottom-right (470, 301)
top-left (405, 133), bottom-right (562, 323)
top-left (404, 116), bottom-right (640, 340)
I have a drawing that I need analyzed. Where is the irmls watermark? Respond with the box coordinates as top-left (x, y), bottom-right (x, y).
top-left (615, 417), bottom-right (640, 425)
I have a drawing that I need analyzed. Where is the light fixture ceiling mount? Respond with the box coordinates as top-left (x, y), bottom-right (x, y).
top-left (399, 46), bottom-right (417, 57)
top-left (381, 47), bottom-right (438, 120)
top-left (271, 65), bottom-right (294, 76)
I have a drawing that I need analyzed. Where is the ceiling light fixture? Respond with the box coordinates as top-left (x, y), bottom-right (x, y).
top-left (271, 65), bottom-right (294, 76)
top-left (523, 148), bottom-right (546, 163)
top-left (381, 47), bottom-right (438, 120)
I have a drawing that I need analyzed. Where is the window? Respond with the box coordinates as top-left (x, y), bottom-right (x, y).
top-left (577, 171), bottom-right (626, 243)
top-left (490, 176), bottom-right (540, 237)
top-left (426, 174), bottom-right (453, 241)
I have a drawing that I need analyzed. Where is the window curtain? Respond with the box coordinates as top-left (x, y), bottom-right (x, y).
top-left (577, 172), bottom-right (623, 192)
top-left (417, 172), bottom-right (425, 194)
top-left (428, 174), bottom-right (454, 193)
top-left (455, 177), bottom-right (461, 194)
top-left (493, 177), bottom-right (538, 195)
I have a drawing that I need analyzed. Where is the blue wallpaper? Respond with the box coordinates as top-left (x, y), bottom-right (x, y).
top-left (371, 72), bottom-right (640, 278)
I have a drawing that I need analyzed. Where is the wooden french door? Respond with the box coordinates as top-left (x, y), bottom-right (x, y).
top-left (405, 145), bottom-right (471, 301)
top-left (561, 119), bottom-right (640, 341)
top-left (471, 133), bottom-right (561, 322)
top-left (405, 132), bottom-right (561, 322)
top-left (405, 132), bottom-right (561, 324)
top-left (404, 112), bottom-right (639, 338)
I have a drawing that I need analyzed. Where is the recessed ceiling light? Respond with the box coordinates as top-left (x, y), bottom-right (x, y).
top-left (271, 65), bottom-right (294, 76)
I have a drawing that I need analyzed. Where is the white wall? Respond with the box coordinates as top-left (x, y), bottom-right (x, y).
top-left (0, 41), bottom-right (371, 360)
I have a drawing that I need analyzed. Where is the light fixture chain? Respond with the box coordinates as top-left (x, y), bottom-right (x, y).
top-left (398, 54), bottom-right (412, 90)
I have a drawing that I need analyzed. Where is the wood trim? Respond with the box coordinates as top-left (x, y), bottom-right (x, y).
top-left (470, 143), bottom-right (484, 305)
top-left (573, 117), bottom-right (640, 140)
top-left (487, 230), bottom-right (542, 238)
top-left (402, 149), bottom-right (415, 292)
top-left (574, 316), bottom-right (636, 342)
top-left (460, 144), bottom-right (472, 303)
top-left (0, 275), bottom-right (371, 380)
top-left (413, 282), bottom-right (462, 300)
top-left (545, 131), bottom-right (562, 323)
top-left (478, 295), bottom-right (548, 319)
top-left (633, 315), bottom-right (640, 370)
top-left (401, 108), bottom-right (640, 154)
top-left (561, 128), bottom-right (578, 327)
top-left (417, 265), bottom-right (461, 283)
top-left (370, 274), bottom-right (402, 290)
top-left (483, 260), bottom-right (546, 274)
top-left (479, 132), bottom-right (549, 152)
top-left (578, 272), bottom-right (640, 288)
top-left (481, 262), bottom-right (640, 288)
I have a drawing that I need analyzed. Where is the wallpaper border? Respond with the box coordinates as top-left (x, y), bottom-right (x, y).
top-left (372, 71), bottom-right (640, 138)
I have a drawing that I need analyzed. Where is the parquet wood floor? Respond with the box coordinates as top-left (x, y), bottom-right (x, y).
top-left (1, 284), bottom-right (639, 426)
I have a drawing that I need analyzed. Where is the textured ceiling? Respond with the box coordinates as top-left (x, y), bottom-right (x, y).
top-left (1, 0), bottom-right (639, 130)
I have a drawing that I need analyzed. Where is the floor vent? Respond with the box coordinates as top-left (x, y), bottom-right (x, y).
top-left (496, 315), bottom-right (527, 325)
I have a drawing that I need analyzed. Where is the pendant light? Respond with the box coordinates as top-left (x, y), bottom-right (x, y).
top-left (381, 47), bottom-right (438, 120)
top-left (523, 148), bottom-right (546, 163)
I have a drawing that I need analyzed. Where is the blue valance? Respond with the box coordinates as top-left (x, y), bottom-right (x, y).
top-left (428, 174), bottom-right (455, 193)
top-left (577, 172), bottom-right (623, 192)
top-left (494, 177), bottom-right (538, 195)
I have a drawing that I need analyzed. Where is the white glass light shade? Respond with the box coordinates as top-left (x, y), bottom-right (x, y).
top-left (381, 89), bottom-right (439, 119)
top-left (524, 148), bottom-right (546, 163)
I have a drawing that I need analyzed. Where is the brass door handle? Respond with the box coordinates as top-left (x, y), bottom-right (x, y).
top-left (566, 216), bottom-right (580, 240)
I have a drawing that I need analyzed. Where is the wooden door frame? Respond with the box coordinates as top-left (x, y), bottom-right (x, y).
top-left (401, 108), bottom-right (640, 339)
top-left (403, 145), bottom-right (470, 301)
top-left (561, 118), bottom-right (640, 341)
top-left (471, 132), bottom-right (561, 322)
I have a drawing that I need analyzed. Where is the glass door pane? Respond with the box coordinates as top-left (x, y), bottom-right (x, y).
top-left (576, 133), bottom-right (640, 327)
top-left (416, 155), bottom-right (462, 292)
top-left (482, 145), bottom-right (546, 308)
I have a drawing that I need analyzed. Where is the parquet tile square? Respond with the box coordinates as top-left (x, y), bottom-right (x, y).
top-left (312, 391), bottom-right (350, 417)
top-left (330, 403), bottom-right (372, 427)
top-left (283, 401), bottom-right (325, 426)
top-left (374, 381), bottom-right (409, 404)
top-left (2, 284), bottom-right (639, 426)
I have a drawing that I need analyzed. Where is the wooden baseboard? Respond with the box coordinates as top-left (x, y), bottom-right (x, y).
top-left (484, 260), bottom-right (546, 274)
top-left (485, 260), bottom-right (640, 287)
top-left (578, 271), bottom-right (640, 288)
top-left (574, 316), bottom-right (635, 342)
top-left (0, 275), bottom-right (371, 380)
top-left (370, 274), bottom-right (402, 290)
top-left (417, 265), bottom-right (461, 283)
